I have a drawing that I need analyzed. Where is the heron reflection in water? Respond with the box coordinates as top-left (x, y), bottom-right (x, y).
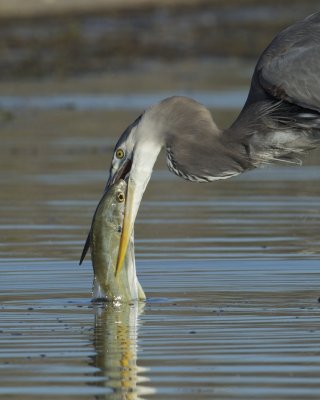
top-left (82, 13), bottom-right (320, 274)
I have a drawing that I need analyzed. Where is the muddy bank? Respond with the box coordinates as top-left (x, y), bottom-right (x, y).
top-left (0, 1), bottom-right (318, 80)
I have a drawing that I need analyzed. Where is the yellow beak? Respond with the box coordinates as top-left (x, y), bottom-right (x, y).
top-left (114, 149), bottom-right (156, 277)
top-left (115, 181), bottom-right (136, 277)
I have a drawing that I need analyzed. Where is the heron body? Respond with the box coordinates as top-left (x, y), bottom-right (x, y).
top-left (80, 12), bottom-right (320, 275)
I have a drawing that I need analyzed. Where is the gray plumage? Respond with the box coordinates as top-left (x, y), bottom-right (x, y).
top-left (130, 12), bottom-right (320, 183)
top-left (80, 12), bottom-right (320, 266)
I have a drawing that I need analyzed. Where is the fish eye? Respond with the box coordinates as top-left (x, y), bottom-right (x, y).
top-left (116, 148), bottom-right (125, 159)
top-left (116, 191), bottom-right (125, 203)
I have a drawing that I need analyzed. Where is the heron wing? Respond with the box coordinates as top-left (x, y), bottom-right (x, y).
top-left (256, 12), bottom-right (320, 112)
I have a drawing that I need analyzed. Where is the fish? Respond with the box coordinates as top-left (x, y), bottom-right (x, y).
top-left (89, 179), bottom-right (146, 302)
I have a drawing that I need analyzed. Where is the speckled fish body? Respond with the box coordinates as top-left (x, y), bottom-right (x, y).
top-left (90, 180), bottom-right (145, 302)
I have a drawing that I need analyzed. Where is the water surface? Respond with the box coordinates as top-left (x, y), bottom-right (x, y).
top-left (0, 90), bottom-right (247, 111)
top-left (1, 73), bottom-right (320, 399)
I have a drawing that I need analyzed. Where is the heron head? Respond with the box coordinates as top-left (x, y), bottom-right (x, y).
top-left (106, 111), bottom-right (164, 276)
top-left (106, 96), bottom-right (219, 275)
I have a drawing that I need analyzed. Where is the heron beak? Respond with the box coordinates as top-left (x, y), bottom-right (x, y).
top-left (114, 142), bottom-right (160, 276)
top-left (115, 178), bottom-right (136, 276)
top-left (115, 167), bottom-right (151, 277)
top-left (105, 158), bottom-right (132, 190)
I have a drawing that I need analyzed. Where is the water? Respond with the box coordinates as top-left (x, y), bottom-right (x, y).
top-left (0, 90), bottom-right (247, 111)
top-left (1, 78), bottom-right (320, 398)
top-left (1, 259), bottom-right (320, 399)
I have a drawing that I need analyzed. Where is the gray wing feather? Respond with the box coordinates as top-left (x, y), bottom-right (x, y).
top-left (256, 12), bottom-right (320, 111)
top-left (163, 15), bottom-right (320, 182)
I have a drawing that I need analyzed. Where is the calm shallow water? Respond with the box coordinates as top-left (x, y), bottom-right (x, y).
top-left (0, 90), bottom-right (247, 111)
top-left (1, 259), bottom-right (320, 399)
top-left (1, 87), bottom-right (320, 398)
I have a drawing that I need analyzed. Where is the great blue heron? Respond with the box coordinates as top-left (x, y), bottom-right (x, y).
top-left (80, 12), bottom-right (320, 275)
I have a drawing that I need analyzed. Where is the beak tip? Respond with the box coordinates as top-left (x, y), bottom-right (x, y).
top-left (114, 260), bottom-right (121, 277)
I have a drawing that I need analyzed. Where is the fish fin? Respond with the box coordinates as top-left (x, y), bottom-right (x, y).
top-left (137, 279), bottom-right (146, 301)
top-left (79, 189), bottom-right (106, 266)
top-left (79, 231), bottom-right (91, 265)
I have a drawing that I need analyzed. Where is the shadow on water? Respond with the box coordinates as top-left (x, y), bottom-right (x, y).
top-left (91, 302), bottom-right (153, 400)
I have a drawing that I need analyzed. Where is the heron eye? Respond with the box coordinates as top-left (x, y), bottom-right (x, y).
top-left (116, 148), bottom-right (125, 159)
top-left (116, 191), bottom-right (125, 203)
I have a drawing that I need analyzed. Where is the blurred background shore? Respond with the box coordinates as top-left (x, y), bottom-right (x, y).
top-left (0, 0), bottom-right (319, 86)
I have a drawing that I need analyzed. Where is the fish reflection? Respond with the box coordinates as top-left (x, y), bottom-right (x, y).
top-left (92, 303), bottom-right (154, 400)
